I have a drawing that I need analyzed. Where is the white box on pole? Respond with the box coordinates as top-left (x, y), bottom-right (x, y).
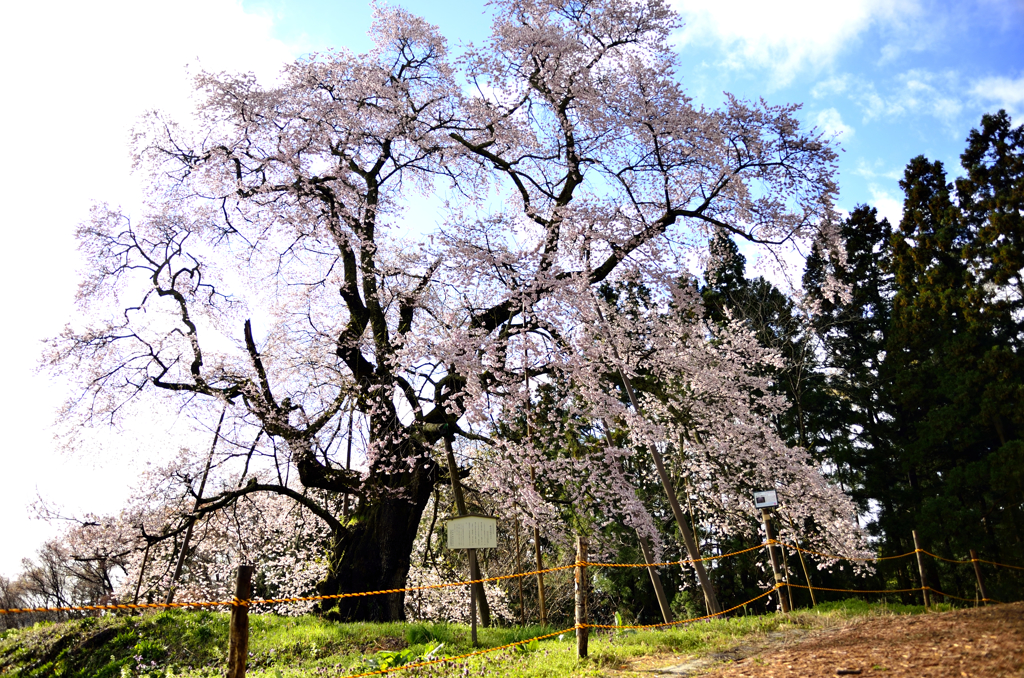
top-left (447, 515), bottom-right (497, 549)
top-left (753, 489), bottom-right (778, 509)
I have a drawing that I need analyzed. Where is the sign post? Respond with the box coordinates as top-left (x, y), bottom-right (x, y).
top-left (754, 490), bottom-right (789, 613)
top-left (447, 515), bottom-right (497, 645)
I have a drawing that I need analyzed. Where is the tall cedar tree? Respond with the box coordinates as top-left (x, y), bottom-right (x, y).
top-left (853, 111), bottom-right (1022, 598)
top-left (802, 207), bottom-right (928, 593)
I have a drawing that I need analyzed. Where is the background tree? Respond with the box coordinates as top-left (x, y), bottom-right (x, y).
top-left (800, 112), bottom-right (1024, 602)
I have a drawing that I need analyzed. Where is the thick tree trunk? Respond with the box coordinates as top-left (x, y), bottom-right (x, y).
top-left (317, 457), bottom-right (438, 621)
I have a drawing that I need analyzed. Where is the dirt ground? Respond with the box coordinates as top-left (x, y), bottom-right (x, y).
top-left (648, 602), bottom-right (1024, 678)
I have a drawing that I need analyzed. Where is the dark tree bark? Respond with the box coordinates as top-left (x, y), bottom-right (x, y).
top-left (319, 459), bottom-right (438, 621)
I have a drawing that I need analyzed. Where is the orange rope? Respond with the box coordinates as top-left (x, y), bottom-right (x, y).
top-left (918, 550), bottom-right (1024, 571)
top-left (776, 541), bottom-right (1024, 571)
top-left (584, 587), bottom-right (779, 629)
top-left (590, 542), bottom-right (769, 568)
top-left (770, 540), bottom-right (916, 562)
top-left (337, 587), bottom-right (786, 678)
top-left (0, 564), bottom-right (577, 615)
top-left (786, 582), bottom-right (926, 595)
top-left (4, 542), bottom-right (1021, 616)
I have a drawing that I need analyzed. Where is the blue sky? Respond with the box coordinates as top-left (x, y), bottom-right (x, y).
top-left (0, 0), bottom-right (1020, 578)
top-left (239, 0), bottom-right (1024, 225)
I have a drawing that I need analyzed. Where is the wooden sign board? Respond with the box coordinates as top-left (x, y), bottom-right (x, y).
top-left (447, 515), bottom-right (497, 549)
top-left (754, 489), bottom-right (778, 509)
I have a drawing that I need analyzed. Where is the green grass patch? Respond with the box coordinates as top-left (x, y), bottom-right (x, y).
top-left (0, 600), bottom-right (951, 678)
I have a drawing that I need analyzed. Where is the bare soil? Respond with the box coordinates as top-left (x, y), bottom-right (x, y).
top-left (647, 602), bottom-right (1024, 678)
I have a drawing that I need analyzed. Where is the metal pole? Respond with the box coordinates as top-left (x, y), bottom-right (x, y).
top-left (227, 565), bottom-right (253, 678)
top-left (575, 536), bottom-right (589, 659)
top-left (970, 550), bottom-right (988, 605)
top-left (912, 530), bottom-right (930, 609)
top-left (761, 508), bottom-right (789, 613)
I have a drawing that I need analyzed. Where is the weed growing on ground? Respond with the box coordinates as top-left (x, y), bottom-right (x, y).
top-left (0, 600), bottom-right (944, 678)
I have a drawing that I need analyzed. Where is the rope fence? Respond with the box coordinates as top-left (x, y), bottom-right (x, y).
top-left (1, 540), bottom-right (1020, 616)
top-left (1, 539), bottom-right (1020, 678)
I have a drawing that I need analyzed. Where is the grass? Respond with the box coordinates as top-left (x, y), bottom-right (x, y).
top-left (0, 599), bottom-right (946, 678)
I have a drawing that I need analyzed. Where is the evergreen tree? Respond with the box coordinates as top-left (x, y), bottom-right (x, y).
top-left (702, 231), bottom-right (824, 450)
top-left (804, 206), bottom-right (896, 509)
top-left (885, 127), bottom-right (1024, 598)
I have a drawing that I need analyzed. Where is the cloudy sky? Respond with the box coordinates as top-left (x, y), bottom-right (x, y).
top-left (0, 0), bottom-right (1021, 578)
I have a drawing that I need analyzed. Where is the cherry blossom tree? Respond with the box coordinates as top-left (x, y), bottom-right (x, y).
top-left (49, 0), bottom-right (849, 621)
top-left (29, 449), bottom-right (335, 617)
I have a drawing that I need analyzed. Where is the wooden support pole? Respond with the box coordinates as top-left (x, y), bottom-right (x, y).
top-left (444, 435), bottom-right (491, 627)
top-left (785, 518), bottom-right (816, 607)
top-left (912, 530), bottom-right (930, 609)
top-left (575, 536), bottom-right (589, 659)
top-left (522, 322), bottom-right (548, 629)
top-left (227, 565), bottom-right (253, 678)
top-left (530, 470), bottom-right (548, 627)
top-left (343, 405), bottom-right (354, 519)
top-left (593, 298), bottom-right (722, 615)
top-left (514, 518), bottom-right (526, 625)
top-left (636, 532), bottom-right (672, 625)
top-left (781, 542), bottom-right (795, 611)
top-left (167, 407), bottom-right (225, 604)
top-left (970, 550), bottom-right (988, 605)
top-left (469, 551), bottom-right (478, 646)
top-left (761, 508), bottom-right (789, 613)
top-left (132, 542), bottom-right (152, 607)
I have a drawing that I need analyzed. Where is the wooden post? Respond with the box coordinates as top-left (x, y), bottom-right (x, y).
top-left (227, 565), bottom-right (253, 678)
top-left (443, 435), bottom-right (491, 627)
top-left (514, 518), bottom-right (526, 625)
top-left (912, 530), bottom-right (930, 609)
top-left (785, 518), bottom-right (816, 607)
top-left (761, 509), bottom-right (789, 613)
top-left (343, 405), bottom-right (354, 519)
top-left (132, 542), bottom-right (152, 607)
top-left (522, 322), bottom-right (548, 630)
top-left (469, 553), bottom-right (478, 646)
top-left (970, 550), bottom-right (988, 605)
top-left (636, 532), bottom-right (672, 625)
top-left (593, 298), bottom-right (722, 615)
top-left (781, 542), bottom-right (795, 611)
top-left (575, 536), bottom-right (588, 659)
top-left (530, 470), bottom-right (548, 627)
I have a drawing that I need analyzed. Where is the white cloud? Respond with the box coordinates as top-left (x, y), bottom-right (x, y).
top-left (896, 70), bottom-right (964, 123)
top-left (854, 159), bottom-right (903, 181)
top-left (671, 0), bottom-right (918, 87)
top-left (869, 185), bottom-right (904, 226)
top-left (971, 75), bottom-right (1024, 118)
top-left (811, 75), bottom-right (851, 99)
top-left (814, 108), bottom-right (855, 140)
top-left (822, 70), bottom-right (967, 127)
top-left (878, 43), bottom-right (903, 64)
